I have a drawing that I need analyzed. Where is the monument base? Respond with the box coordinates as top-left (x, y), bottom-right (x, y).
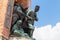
top-left (9, 37), bottom-right (33, 40)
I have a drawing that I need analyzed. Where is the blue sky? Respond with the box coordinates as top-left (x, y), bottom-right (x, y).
top-left (31, 0), bottom-right (60, 27)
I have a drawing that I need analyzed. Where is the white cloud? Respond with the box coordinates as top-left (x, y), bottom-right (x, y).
top-left (33, 22), bottom-right (60, 40)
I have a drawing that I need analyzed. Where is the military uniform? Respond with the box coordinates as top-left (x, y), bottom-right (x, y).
top-left (26, 9), bottom-right (38, 37)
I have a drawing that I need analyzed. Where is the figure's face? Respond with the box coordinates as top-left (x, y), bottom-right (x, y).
top-left (35, 6), bottom-right (40, 12)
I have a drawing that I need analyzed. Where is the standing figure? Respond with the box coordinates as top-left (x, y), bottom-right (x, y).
top-left (26, 5), bottom-right (40, 37)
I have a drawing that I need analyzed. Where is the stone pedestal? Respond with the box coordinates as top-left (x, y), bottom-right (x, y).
top-left (9, 37), bottom-right (32, 40)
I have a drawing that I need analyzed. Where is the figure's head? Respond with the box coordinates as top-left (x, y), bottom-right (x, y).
top-left (34, 5), bottom-right (40, 12)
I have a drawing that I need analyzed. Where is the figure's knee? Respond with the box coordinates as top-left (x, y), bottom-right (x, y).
top-left (16, 20), bottom-right (22, 25)
top-left (28, 24), bottom-right (34, 30)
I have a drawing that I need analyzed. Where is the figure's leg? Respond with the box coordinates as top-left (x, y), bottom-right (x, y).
top-left (29, 29), bottom-right (34, 37)
top-left (28, 24), bottom-right (34, 37)
top-left (28, 24), bottom-right (34, 29)
top-left (12, 20), bottom-right (22, 36)
top-left (13, 27), bottom-right (25, 37)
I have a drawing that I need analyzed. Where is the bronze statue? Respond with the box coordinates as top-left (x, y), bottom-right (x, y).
top-left (11, 1), bottom-right (40, 40)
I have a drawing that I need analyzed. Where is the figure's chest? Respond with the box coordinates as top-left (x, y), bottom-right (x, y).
top-left (29, 12), bottom-right (35, 18)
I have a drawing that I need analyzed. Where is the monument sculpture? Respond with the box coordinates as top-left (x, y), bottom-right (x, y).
top-left (10, 0), bottom-right (40, 40)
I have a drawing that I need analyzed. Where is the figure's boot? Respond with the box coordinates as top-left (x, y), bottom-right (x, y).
top-left (29, 30), bottom-right (36, 40)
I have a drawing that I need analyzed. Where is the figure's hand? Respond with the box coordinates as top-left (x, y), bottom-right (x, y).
top-left (25, 17), bottom-right (28, 21)
top-left (35, 18), bottom-right (38, 21)
top-left (34, 18), bottom-right (38, 21)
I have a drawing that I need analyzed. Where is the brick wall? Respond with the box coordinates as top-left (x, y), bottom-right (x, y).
top-left (0, 0), bottom-right (14, 40)
top-left (0, 0), bottom-right (9, 38)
